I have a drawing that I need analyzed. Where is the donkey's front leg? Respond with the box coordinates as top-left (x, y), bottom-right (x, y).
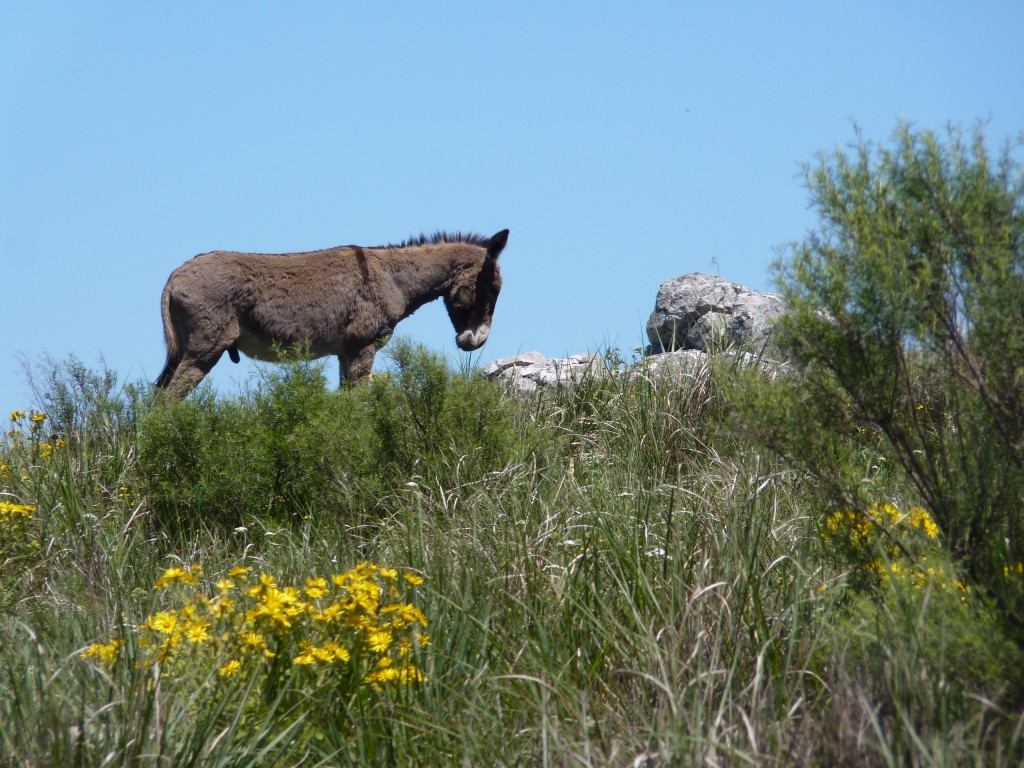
top-left (339, 346), bottom-right (377, 384)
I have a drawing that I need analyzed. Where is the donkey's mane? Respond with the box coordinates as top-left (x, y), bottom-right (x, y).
top-left (380, 231), bottom-right (492, 249)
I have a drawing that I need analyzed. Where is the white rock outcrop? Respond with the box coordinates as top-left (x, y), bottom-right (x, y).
top-left (483, 275), bottom-right (789, 395)
top-left (480, 352), bottom-right (608, 394)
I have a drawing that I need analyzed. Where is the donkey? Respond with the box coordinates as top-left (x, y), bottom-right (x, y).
top-left (155, 229), bottom-right (508, 398)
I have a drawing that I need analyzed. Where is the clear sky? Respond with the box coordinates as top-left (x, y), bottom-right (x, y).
top-left (3, 2), bottom-right (1022, 410)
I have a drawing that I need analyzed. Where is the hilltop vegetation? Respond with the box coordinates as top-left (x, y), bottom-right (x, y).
top-left (2, 124), bottom-right (1022, 766)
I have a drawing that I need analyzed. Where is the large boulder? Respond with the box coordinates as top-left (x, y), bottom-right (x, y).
top-left (646, 273), bottom-right (787, 354)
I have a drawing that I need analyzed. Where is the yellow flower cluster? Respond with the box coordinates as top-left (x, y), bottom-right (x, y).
top-left (0, 499), bottom-right (40, 565)
top-left (0, 500), bottom-right (35, 524)
top-left (820, 501), bottom-right (970, 600)
top-left (821, 501), bottom-right (940, 544)
top-left (5, 409), bottom-right (64, 458)
top-left (80, 638), bottom-right (122, 664)
top-left (1, 499), bottom-right (35, 543)
top-left (82, 561), bottom-right (429, 688)
top-left (9, 410), bottom-right (46, 427)
top-left (821, 510), bottom-right (875, 546)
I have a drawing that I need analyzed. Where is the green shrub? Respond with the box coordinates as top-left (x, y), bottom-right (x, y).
top-left (730, 123), bottom-right (1024, 644)
top-left (140, 358), bottom-right (367, 529)
top-left (367, 339), bottom-right (523, 486)
top-left (137, 340), bottom-right (527, 532)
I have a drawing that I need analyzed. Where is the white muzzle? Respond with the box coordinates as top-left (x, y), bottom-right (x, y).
top-left (456, 324), bottom-right (490, 350)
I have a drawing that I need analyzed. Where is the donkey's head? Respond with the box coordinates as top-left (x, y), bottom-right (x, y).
top-left (444, 229), bottom-right (508, 351)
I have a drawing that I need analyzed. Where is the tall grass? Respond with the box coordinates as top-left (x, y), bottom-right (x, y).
top-left (1, 342), bottom-right (1021, 766)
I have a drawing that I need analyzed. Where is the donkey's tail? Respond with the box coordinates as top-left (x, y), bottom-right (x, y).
top-left (154, 282), bottom-right (181, 389)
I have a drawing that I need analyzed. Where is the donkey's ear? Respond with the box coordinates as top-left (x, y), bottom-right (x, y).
top-left (486, 229), bottom-right (509, 260)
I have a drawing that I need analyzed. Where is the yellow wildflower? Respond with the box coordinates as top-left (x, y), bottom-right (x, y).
top-left (367, 665), bottom-right (399, 684)
top-left (322, 641), bottom-right (350, 662)
top-left (155, 566), bottom-right (199, 589)
top-left (82, 561), bottom-right (428, 688)
top-left (403, 573), bottom-right (424, 587)
top-left (250, 585), bottom-right (308, 628)
top-left (367, 629), bottom-right (392, 653)
top-left (241, 632), bottom-right (267, 648)
top-left (144, 611), bottom-right (179, 635)
top-left (0, 501), bottom-right (35, 520)
top-left (908, 507), bottom-right (940, 538)
top-left (209, 596), bottom-right (234, 618)
top-left (313, 601), bottom-right (344, 622)
top-left (867, 502), bottom-right (900, 524)
top-left (81, 639), bottom-right (121, 664)
top-left (311, 646), bottom-right (335, 662)
top-left (186, 621), bottom-right (211, 644)
top-left (304, 577), bottom-right (328, 599)
top-left (400, 603), bottom-right (427, 627)
top-left (397, 664), bottom-right (426, 684)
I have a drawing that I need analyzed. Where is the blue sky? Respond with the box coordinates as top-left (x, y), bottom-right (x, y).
top-left (3, 2), bottom-right (1022, 410)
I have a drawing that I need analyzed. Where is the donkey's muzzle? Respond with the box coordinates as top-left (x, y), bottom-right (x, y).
top-left (456, 325), bottom-right (490, 351)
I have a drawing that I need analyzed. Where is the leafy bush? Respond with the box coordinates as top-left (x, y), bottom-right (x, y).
top-left (138, 340), bottom-right (526, 532)
top-left (730, 123), bottom-right (1024, 646)
top-left (367, 339), bottom-right (523, 485)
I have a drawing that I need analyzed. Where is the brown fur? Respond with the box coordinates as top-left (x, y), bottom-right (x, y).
top-left (155, 229), bottom-right (508, 398)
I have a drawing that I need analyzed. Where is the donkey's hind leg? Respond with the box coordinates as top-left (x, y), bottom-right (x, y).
top-left (339, 345), bottom-right (377, 384)
top-left (163, 351), bottom-right (226, 399)
top-left (160, 317), bottom-right (239, 397)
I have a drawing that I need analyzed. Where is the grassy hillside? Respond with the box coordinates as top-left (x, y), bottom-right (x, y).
top-left (1, 342), bottom-right (1022, 767)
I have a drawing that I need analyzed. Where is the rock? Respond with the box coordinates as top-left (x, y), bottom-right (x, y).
top-left (483, 275), bottom-right (789, 396)
top-left (646, 273), bottom-right (787, 354)
top-left (481, 352), bottom-right (608, 395)
top-left (482, 349), bottom-right (712, 395)
top-left (482, 347), bottom-right (787, 397)
top-left (631, 349), bottom-right (709, 382)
